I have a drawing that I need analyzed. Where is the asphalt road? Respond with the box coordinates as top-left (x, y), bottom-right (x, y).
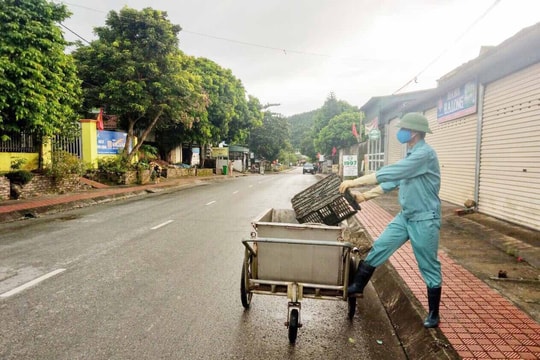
top-left (0, 169), bottom-right (407, 360)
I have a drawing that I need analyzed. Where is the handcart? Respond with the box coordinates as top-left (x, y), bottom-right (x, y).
top-left (240, 208), bottom-right (362, 344)
top-left (240, 175), bottom-right (362, 343)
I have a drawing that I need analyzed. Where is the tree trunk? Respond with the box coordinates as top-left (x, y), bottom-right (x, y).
top-left (125, 108), bottom-right (164, 163)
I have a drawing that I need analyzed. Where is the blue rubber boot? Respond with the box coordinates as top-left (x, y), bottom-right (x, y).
top-left (347, 261), bottom-right (376, 296)
top-left (424, 287), bottom-right (442, 328)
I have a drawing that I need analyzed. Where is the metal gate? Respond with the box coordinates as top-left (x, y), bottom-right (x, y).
top-left (424, 107), bottom-right (477, 206)
top-left (480, 62), bottom-right (540, 230)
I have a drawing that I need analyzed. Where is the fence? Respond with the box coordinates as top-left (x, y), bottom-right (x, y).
top-left (0, 133), bottom-right (38, 153)
top-left (52, 134), bottom-right (82, 159)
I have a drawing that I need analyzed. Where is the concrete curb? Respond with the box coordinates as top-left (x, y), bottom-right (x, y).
top-left (0, 179), bottom-right (210, 223)
top-left (0, 191), bottom-right (147, 223)
top-left (371, 261), bottom-right (461, 360)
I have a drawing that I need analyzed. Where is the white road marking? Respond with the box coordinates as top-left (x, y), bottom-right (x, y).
top-left (0, 268), bottom-right (66, 298)
top-left (232, 190), bottom-right (239, 194)
top-left (151, 220), bottom-right (174, 230)
top-left (205, 201), bottom-right (216, 206)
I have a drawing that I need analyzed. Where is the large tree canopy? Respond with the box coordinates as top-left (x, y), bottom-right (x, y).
top-left (312, 92), bottom-right (357, 136)
top-left (285, 93), bottom-right (359, 160)
top-left (0, 0), bottom-right (81, 140)
top-left (73, 7), bottom-right (207, 160)
top-left (314, 111), bottom-right (363, 155)
top-left (155, 57), bottom-right (262, 163)
top-left (191, 57), bottom-right (255, 145)
top-left (250, 111), bottom-right (291, 161)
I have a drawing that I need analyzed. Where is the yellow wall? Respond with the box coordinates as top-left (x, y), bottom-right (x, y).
top-left (80, 119), bottom-right (99, 168)
top-left (0, 153), bottom-right (39, 172)
top-left (1, 121), bottom-right (136, 172)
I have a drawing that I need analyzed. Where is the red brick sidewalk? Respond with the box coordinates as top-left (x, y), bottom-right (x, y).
top-left (0, 176), bottom-right (212, 219)
top-left (356, 201), bottom-right (540, 360)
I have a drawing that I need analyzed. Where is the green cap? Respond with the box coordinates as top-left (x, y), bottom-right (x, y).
top-left (396, 112), bottom-right (432, 134)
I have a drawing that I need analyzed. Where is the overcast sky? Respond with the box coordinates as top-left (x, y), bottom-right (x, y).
top-left (59, 0), bottom-right (539, 116)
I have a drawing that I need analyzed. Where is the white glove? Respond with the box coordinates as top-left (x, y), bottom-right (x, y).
top-left (339, 173), bottom-right (378, 193)
top-left (350, 185), bottom-right (384, 204)
top-left (350, 191), bottom-right (367, 203)
top-left (361, 185), bottom-right (384, 201)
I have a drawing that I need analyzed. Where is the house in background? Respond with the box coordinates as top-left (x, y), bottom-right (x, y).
top-left (358, 22), bottom-right (540, 231)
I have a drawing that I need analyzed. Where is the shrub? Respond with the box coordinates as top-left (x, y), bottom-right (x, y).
top-left (46, 151), bottom-right (85, 182)
top-left (97, 156), bottom-right (130, 174)
top-left (138, 145), bottom-right (158, 161)
top-left (5, 170), bottom-right (33, 185)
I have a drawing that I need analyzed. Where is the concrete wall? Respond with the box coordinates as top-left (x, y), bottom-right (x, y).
top-left (0, 153), bottom-right (39, 172)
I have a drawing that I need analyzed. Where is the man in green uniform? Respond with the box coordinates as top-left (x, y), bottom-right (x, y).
top-left (339, 112), bottom-right (442, 328)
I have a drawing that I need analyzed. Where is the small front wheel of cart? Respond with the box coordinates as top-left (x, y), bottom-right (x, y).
top-left (240, 256), bottom-right (253, 309)
top-left (288, 309), bottom-right (299, 344)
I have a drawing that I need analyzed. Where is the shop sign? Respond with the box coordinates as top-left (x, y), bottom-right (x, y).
top-left (97, 131), bottom-right (127, 154)
top-left (211, 147), bottom-right (229, 157)
top-left (369, 129), bottom-right (381, 140)
top-left (437, 81), bottom-right (477, 123)
top-left (343, 155), bottom-right (358, 177)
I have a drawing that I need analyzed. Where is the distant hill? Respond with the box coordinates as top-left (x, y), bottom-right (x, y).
top-left (287, 110), bottom-right (318, 151)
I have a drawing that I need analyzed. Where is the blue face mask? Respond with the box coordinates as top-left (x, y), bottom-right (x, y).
top-left (397, 129), bottom-right (412, 144)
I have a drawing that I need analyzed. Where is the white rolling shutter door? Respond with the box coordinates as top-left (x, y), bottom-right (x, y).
top-left (480, 63), bottom-right (540, 230)
top-left (386, 118), bottom-right (405, 165)
top-left (424, 107), bottom-right (477, 206)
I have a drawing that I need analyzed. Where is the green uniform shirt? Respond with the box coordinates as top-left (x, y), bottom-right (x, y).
top-left (375, 139), bottom-right (441, 221)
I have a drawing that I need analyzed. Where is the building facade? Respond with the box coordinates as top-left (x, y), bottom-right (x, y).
top-left (359, 22), bottom-right (540, 231)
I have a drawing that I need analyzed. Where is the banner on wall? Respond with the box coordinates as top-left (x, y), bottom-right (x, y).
top-left (211, 147), bottom-right (229, 158)
top-left (97, 131), bottom-right (127, 154)
top-left (437, 81), bottom-right (477, 123)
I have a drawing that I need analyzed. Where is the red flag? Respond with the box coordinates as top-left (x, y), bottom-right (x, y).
top-left (352, 123), bottom-right (358, 137)
top-left (332, 146), bottom-right (337, 156)
top-left (96, 108), bottom-right (104, 130)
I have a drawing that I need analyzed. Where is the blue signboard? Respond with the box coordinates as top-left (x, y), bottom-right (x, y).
top-left (437, 81), bottom-right (477, 123)
top-left (97, 130), bottom-right (127, 154)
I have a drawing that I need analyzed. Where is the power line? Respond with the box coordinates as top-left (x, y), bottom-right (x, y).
top-left (57, 1), bottom-right (379, 62)
top-left (182, 30), bottom-right (334, 58)
top-left (59, 22), bottom-right (91, 44)
top-left (393, 0), bottom-right (502, 94)
top-left (61, 1), bottom-right (106, 13)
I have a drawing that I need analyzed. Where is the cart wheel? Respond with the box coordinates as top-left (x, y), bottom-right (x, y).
top-left (240, 258), bottom-right (253, 309)
top-left (288, 309), bottom-right (299, 344)
top-left (347, 261), bottom-right (357, 319)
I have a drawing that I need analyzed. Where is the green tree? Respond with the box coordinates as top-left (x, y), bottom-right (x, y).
top-left (250, 112), bottom-right (291, 161)
top-left (229, 95), bottom-right (264, 145)
top-left (152, 55), bottom-right (211, 158)
top-left (300, 137), bottom-right (317, 161)
top-left (73, 7), bottom-right (207, 161)
top-left (155, 57), bottom-right (262, 166)
top-left (191, 57), bottom-right (256, 145)
top-left (287, 110), bottom-right (317, 152)
top-left (0, 0), bottom-right (81, 141)
top-left (314, 112), bottom-right (363, 155)
top-left (311, 93), bottom-right (358, 155)
top-left (312, 92), bottom-right (357, 135)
